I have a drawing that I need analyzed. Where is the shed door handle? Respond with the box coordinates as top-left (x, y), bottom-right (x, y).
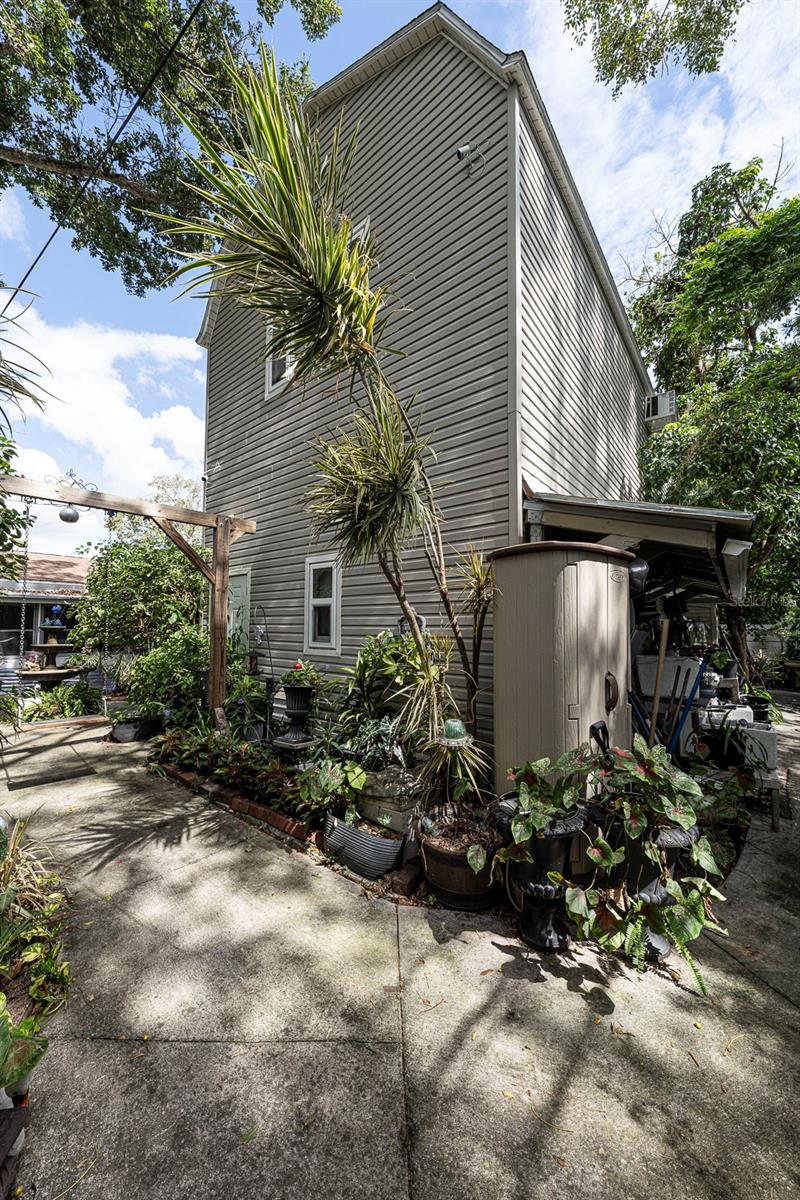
top-left (605, 671), bottom-right (619, 712)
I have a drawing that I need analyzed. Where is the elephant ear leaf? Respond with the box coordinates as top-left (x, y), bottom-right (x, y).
top-left (661, 794), bottom-right (697, 829)
top-left (511, 813), bottom-right (533, 845)
top-left (565, 886), bottom-right (590, 920)
top-left (623, 803), bottom-right (647, 839)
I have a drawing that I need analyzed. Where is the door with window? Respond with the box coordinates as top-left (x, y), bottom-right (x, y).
top-left (227, 569), bottom-right (250, 654)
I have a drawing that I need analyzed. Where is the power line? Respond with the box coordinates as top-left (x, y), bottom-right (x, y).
top-left (2, 0), bottom-right (206, 316)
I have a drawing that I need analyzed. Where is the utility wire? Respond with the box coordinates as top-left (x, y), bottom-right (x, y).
top-left (2, 0), bottom-right (206, 316)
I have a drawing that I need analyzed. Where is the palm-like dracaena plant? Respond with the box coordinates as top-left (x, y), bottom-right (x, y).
top-left (158, 43), bottom-right (492, 734)
top-left (160, 42), bottom-right (386, 385)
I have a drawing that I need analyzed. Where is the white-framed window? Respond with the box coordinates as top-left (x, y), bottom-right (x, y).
top-left (265, 327), bottom-right (295, 396)
top-left (304, 553), bottom-right (341, 657)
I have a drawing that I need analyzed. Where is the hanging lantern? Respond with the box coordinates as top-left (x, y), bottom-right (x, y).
top-left (59, 504), bottom-right (79, 524)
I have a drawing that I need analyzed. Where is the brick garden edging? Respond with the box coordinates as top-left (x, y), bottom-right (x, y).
top-left (157, 761), bottom-right (420, 893)
top-left (159, 761), bottom-right (326, 848)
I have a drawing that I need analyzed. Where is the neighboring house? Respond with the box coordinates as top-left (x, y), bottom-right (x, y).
top-left (199, 3), bottom-right (651, 733)
top-left (0, 552), bottom-right (90, 674)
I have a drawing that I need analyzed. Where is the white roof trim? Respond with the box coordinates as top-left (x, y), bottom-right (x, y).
top-left (196, 280), bottom-right (222, 348)
top-left (307, 3), bottom-right (651, 392)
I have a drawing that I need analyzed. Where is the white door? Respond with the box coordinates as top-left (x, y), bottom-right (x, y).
top-left (227, 570), bottom-right (251, 652)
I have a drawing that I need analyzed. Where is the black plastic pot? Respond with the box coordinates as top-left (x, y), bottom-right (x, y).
top-left (605, 818), bottom-right (700, 959)
top-left (500, 804), bottom-right (588, 952)
top-left (743, 694), bottom-right (770, 723)
top-left (111, 718), bottom-right (160, 743)
top-left (324, 813), bottom-right (403, 880)
top-left (420, 837), bottom-right (496, 910)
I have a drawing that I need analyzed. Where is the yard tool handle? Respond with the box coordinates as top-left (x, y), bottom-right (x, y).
top-left (648, 619), bottom-right (670, 747)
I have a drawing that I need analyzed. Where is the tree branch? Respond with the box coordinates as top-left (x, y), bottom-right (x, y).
top-left (0, 143), bottom-right (174, 208)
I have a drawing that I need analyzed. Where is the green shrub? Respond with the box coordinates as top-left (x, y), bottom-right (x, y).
top-left (0, 816), bottom-right (71, 1017)
top-left (152, 725), bottom-right (292, 805)
top-left (225, 658), bottom-right (271, 736)
top-left (21, 681), bottom-right (102, 723)
top-left (128, 626), bottom-right (209, 725)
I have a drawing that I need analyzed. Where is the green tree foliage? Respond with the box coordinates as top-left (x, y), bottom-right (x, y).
top-left (0, 435), bottom-right (30, 581)
top-left (633, 158), bottom-right (800, 664)
top-left (0, 300), bottom-right (47, 579)
top-left (563, 0), bottom-right (746, 95)
top-left (72, 530), bottom-right (207, 654)
top-left (0, 0), bottom-right (342, 294)
top-left (105, 473), bottom-right (203, 546)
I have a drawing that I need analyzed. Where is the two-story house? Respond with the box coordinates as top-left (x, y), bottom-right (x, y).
top-left (198, 3), bottom-right (651, 734)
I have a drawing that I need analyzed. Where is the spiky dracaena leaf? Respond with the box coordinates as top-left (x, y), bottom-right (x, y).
top-left (160, 43), bottom-right (389, 385)
top-left (306, 389), bottom-right (436, 566)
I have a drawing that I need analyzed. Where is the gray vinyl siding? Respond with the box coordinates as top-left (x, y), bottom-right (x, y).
top-left (516, 106), bottom-right (645, 501)
top-left (204, 35), bottom-right (511, 739)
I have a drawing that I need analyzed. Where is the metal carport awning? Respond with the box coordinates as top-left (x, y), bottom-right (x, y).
top-left (523, 492), bottom-right (754, 604)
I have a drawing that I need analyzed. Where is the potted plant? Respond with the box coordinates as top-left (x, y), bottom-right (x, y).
top-left (491, 747), bottom-right (596, 951)
top-left (279, 660), bottom-right (324, 744)
top-left (548, 736), bottom-right (725, 992)
top-left (417, 720), bottom-right (499, 910)
top-left (291, 754), bottom-right (404, 879)
top-left (225, 659), bottom-right (272, 742)
top-left (110, 705), bottom-right (160, 742)
top-left (345, 716), bottom-right (424, 833)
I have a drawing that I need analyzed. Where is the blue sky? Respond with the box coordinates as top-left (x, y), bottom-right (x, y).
top-left (1, 0), bottom-right (798, 553)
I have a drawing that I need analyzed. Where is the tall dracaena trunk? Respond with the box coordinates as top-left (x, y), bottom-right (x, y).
top-left (157, 45), bottom-right (492, 733)
top-left (359, 359), bottom-right (480, 733)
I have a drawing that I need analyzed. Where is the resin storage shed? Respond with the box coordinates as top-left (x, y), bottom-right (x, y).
top-left (490, 541), bottom-right (632, 792)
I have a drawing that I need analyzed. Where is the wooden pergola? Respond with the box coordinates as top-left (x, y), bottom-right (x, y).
top-left (0, 476), bottom-right (256, 710)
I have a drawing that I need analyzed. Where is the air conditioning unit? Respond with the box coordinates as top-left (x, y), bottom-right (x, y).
top-left (644, 390), bottom-right (677, 431)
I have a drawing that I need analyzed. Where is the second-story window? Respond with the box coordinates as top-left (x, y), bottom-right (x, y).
top-left (265, 328), bottom-right (295, 396)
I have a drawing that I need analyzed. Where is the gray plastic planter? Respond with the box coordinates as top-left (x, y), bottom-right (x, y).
top-left (324, 813), bottom-right (403, 880)
top-left (357, 765), bottom-right (423, 833)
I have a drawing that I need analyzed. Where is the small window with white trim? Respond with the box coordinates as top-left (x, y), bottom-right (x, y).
top-left (304, 553), bottom-right (341, 656)
top-left (265, 328), bottom-right (295, 396)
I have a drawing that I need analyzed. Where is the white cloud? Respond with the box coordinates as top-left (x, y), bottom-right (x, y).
top-left (0, 189), bottom-right (28, 246)
top-left (503, 0), bottom-right (800, 283)
top-left (7, 309), bottom-right (205, 553)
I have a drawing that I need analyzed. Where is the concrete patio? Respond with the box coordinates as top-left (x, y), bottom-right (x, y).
top-left (1, 708), bottom-right (799, 1200)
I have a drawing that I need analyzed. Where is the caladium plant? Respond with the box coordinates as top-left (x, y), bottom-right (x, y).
top-left (545, 735), bottom-right (725, 993)
top-left (492, 747), bottom-right (596, 871)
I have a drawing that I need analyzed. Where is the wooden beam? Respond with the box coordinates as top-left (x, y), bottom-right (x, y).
top-left (152, 517), bottom-right (215, 587)
top-left (0, 476), bottom-right (256, 535)
top-left (209, 517), bottom-right (231, 711)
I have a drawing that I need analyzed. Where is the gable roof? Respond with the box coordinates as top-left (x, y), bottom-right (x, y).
top-left (307, 3), bottom-right (649, 390)
top-left (197, 3), bottom-right (650, 391)
top-left (0, 552), bottom-right (92, 599)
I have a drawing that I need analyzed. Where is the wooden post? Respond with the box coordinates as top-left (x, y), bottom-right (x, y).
top-left (648, 618), bottom-right (670, 747)
top-left (209, 517), bottom-right (232, 711)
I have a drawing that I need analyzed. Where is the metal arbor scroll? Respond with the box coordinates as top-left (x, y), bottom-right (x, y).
top-left (0, 476), bottom-right (256, 710)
